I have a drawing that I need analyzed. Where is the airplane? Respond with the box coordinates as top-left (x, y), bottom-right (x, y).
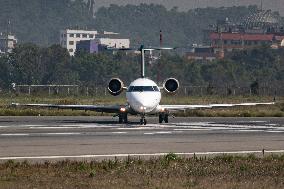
top-left (12, 46), bottom-right (275, 125)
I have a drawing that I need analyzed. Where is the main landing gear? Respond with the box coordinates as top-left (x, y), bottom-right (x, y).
top-left (118, 113), bottom-right (128, 124)
top-left (159, 113), bottom-right (169, 123)
top-left (140, 115), bottom-right (147, 125)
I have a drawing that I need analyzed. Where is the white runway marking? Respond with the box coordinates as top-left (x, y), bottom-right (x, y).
top-left (116, 127), bottom-right (154, 130)
top-left (1, 121), bottom-right (283, 136)
top-left (266, 124), bottom-right (278, 126)
top-left (0, 133), bottom-right (82, 136)
top-left (1, 150), bottom-right (284, 160)
top-left (45, 133), bottom-right (81, 135)
top-left (1, 124), bottom-right (118, 129)
top-left (30, 127), bottom-right (80, 129)
top-left (174, 128), bottom-right (213, 131)
top-left (111, 132), bottom-right (128, 134)
top-left (155, 131), bottom-right (172, 134)
top-left (266, 130), bottom-right (284, 133)
top-left (143, 131), bottom-right (172, 135)
top-left (238, 130), bottom-right (264, 132)
top-left (1, 134), bottom-right (29, 136)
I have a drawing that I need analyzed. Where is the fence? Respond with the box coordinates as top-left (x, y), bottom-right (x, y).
top-left (9, 84), bottom-right (284, 96)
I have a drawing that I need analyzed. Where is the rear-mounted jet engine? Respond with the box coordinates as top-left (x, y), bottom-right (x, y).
top-left (163, 78), bottom-right (179, 93)
top-left (108, 78), bottom-right (125, 96)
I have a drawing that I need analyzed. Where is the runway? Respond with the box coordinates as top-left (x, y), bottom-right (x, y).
top-left (0, 116), bottom-right (283, 161)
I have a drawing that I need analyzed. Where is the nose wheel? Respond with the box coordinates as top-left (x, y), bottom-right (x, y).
top-left (140, 115), bottom-right (147, 125)
top-left (140, 118), bottom-right (147, 125)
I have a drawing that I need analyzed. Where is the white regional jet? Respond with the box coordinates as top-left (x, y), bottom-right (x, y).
top-left (13, 46), bottom-right (274, 125)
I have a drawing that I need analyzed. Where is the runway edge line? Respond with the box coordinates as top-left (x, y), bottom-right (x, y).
top-left (1, 150), bottom-right (284, 160)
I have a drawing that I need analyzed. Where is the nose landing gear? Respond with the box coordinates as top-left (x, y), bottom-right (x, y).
top-left (140, 115), bottom-right (147, 125)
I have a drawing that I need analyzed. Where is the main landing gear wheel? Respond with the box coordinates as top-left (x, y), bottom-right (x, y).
top-left (119, 113), bottom-right (128, 124)
top-left (140, 117), bottom-right (147, 125)
top-left (159, 113), bottom-right (169, 123)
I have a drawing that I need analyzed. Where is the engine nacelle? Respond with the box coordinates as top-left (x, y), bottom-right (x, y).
top-left (108, 78), bottom-right (124, 96)
top-left (163, 78), bottom-right (179, 93)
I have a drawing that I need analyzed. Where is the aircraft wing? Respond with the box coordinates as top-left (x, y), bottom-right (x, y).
top-left (11, 103), bottom-right (125, 113)
top-left (160, 102), bottom-right (275, 111)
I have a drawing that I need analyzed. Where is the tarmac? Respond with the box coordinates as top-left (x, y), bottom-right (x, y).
top-left (0, 116), bottom-right (283, 161)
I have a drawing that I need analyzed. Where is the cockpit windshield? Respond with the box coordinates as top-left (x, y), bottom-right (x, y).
top-left (127, 86), bottom-right (160, 92)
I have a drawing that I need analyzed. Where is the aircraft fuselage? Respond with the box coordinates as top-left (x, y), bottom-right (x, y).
top-left (126, 78), bottom-right (161, 114)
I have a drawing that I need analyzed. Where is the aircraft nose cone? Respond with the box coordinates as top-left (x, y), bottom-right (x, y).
top-left (136, 99), bottom-right (156, 112)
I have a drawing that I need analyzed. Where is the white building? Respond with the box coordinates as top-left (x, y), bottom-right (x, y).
top-left (94, 38), bottom-right (130, 49)
top-left (60, 29), bottom-right (98, 56)
top-left (0, 33), bottom-right (17, 53)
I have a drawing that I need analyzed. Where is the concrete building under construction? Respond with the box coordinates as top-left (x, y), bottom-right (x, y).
top-left (0, 33), bottom-right (17, 54)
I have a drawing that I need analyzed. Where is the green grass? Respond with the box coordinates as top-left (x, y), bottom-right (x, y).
top-left (0, 94), bottom-right (283, 117)
top-left (0, 154), bottom-right (284, 188)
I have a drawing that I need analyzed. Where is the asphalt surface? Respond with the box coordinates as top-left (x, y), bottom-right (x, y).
top-left (0, 116), bottom-right (283, 161)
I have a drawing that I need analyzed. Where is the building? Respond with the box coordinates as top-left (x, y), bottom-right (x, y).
top-left (76, 40), bottom-right (101, 54)
top-left (94, 38), bottom-right (130, 49)
top-left (60, 29), bottom-right (98, 56)
top-left (0, 33), bottom-right (17, 54)
top-left (186, 45), bottom-right (218, 62)
top-left (210, 33), bottom-right (275, 52)
top-left (192, 10), bottom-right (284, 60)
top-left (76, 38), bottom-right (130, 54)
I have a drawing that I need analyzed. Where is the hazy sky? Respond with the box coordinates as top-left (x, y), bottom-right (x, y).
top-left (95, 0), bottom-right (284, 15)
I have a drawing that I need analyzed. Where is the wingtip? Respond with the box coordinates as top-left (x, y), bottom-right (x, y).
top-left (11, 103), bottom-right (20, 107)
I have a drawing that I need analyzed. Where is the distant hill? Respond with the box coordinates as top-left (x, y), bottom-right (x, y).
top-left (94, 4), bottom-right (258, 47)
top-left (0, 0), bottom-right (94, 46)
top-left (95, 0), bottom-right (284, 15)
top-left (0, 1), bottom-right (281, 46)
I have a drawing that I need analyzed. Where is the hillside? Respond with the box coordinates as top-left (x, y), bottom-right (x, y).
top-left (0, 0), bottom-right (261, 47)
top-left (95, 0), bottom-right (284, 15)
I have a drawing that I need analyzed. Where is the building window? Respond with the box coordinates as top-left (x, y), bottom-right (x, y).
top-left (76, 34), bottom-right (81, 38)
top-left (69, 49), bottom-right (74, 52)
top-left (69, 41), bottom-right (74, 45)
top-left (89, 34), bottom-right (94, 38)
top-left (261, 41), bottom-right (267, 45)
top-left (231, 40), bottom-right (241, 45)
top-left (70, 34), bottom-right (74, 37)
top-left (82, 34), bottom-right (88, 38)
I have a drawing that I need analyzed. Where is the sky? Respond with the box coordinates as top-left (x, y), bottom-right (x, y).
top-left (95, 0), bottom-right (284, 15)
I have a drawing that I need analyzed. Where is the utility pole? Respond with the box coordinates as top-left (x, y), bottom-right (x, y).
top-left (157, 30), bottom-right (163, 83)
top-left (88, 0), bottom-right (95, 17)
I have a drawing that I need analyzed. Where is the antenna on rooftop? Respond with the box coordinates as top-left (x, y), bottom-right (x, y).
top-left (260, 0), bottom-right (263, 11)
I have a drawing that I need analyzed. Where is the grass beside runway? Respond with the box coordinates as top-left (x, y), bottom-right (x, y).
top-left (0, 154), bottom-right (284, 189)
top-left (0, 95), bottom-right (283, 117)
